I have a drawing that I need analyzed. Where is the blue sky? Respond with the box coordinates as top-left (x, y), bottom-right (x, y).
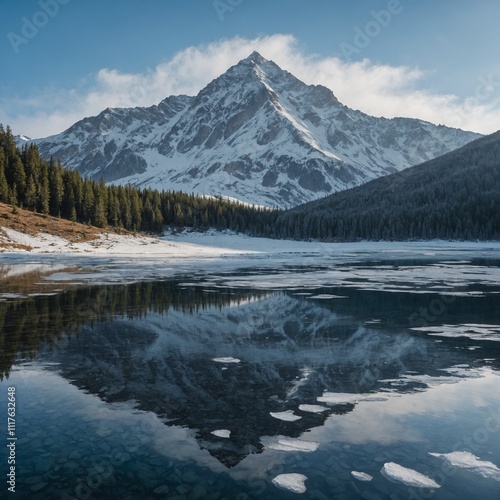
top-left (1, 0), bottom-right (499, 137)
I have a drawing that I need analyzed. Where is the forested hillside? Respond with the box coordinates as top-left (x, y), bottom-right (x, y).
top-left (268, 131), bottom-right (500, 241)
top-left (0, 125), bottom-right (276, 234)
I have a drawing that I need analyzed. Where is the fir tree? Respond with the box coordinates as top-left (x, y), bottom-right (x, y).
top-left (37, 162), bottom-right (50, 214)
top-left (48, 157), bottom-right (64, 217)
top-left (0, 150), bottom-right (8, 203)
top-left (24, 175), bottom-right (37, 211)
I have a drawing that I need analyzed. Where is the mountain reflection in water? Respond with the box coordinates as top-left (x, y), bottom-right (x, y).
top-left (2, 276), bottom-right (499, 469)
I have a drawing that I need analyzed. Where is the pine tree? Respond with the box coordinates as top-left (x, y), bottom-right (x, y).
top-left (93, 179), bottom-right (108, 228)
top-left (24, 175), bottom-right (37, 210)
top-left (107, 188), bottom-right (121, 227)
top-left (118, 187), bottom-right (132, 229)
top-left (60, 180), bottom-right (76, 220)
top-left (82, 182), bottom-right (94, 224)
top-left (130, 187), bottom-right (142, 231)
top-left (37, 162), bottom-right (50, 214)
top-left (48, 157), bottom-right (64, 217)
top-left (0, 149), bottom-right (8, 203)
top-left (9, 157), bottom-right (26, 205)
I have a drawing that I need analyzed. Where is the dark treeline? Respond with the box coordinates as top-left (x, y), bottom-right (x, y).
top-left (0, 279), bottom-right (266, 380)
top-left (0, 124), bottom-right (277, 233)
top-left (261, 132), bottom-right (500, 241)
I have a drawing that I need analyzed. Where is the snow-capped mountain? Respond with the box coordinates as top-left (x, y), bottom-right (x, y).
top-left (30, 52), bottom-right (481, 207)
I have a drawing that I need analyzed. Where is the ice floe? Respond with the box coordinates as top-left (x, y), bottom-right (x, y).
top-left (429, 451), bottom-right (500, 480)
top-left (351, 471), bottom-right (373, 482)
top-left (270, 410), bottom-right (302, 422)
top-left (317, 392), bottom-right (361, 405)
top-left (262, 436), bottom-right (319, 453)
top-left (317, 392), bottom-right (387, 405)
top-left (298, 404), bottom-right (328, 413)
top-left (308, 294), bottom-right (347, 299)
top-left (381, 462), bottom-right (440, 489)
top-left (212, 357), bottom-right (241, 363)
top-left (272, 473), bottom-right (308, 494)
top-left (211, 429), bottom-right (231, 438)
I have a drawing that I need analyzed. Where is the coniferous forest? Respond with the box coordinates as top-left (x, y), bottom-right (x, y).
top-left (0, 124), bottom-right (277, 234)
top-left (1, 123), bottom-right (498, 241)
top-left (268, 131), bottom-right (500, 241)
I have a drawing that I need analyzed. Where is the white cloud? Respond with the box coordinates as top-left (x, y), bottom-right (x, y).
top-left (2, 34), bottom-right (500, 137)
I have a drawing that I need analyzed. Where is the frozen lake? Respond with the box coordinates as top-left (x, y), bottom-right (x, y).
top-left (1, 243), bottom-right (500, 498)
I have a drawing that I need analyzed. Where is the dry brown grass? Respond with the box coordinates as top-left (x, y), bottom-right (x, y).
top-left (0, 202), bottom-right (130, 251)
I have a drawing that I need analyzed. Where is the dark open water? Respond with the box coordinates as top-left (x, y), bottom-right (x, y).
top-left (1, 257), bottom-right (500, 499)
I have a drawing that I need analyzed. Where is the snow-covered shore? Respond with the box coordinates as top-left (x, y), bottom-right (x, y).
top-left (2, 226), bottom-right (500, 260)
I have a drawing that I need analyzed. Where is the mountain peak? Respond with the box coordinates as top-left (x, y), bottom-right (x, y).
top-left (223, 51), bottom-right (304, 94)
top-left (245, 50), bottom-right (267, 63)
top-left (30, 54), bottom-right (482, 208)
top-left (231, 51), bottom-right (274, 74)
top-left (203, 51), bottom-right (283, 94)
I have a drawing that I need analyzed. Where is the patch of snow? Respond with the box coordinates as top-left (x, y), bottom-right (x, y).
top-left (272, 473), bottom-right (308, 494)
top-left (381, 462), bottom-right (441, 489)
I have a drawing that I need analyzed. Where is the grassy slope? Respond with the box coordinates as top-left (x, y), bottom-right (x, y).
top-left (0, 202), bottom-right (128, 251)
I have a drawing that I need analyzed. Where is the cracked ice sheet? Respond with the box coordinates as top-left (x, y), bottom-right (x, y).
top-left (1, 236), bottom-right (499, 288)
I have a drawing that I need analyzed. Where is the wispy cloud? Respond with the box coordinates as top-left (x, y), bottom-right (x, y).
top-left (2, 34), bottom-right (499, 137)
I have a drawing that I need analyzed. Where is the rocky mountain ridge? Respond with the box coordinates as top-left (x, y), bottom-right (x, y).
top-left (26, 52), bottom-right (481, 207)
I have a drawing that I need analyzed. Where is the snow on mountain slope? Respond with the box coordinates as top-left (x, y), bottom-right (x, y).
top-left (29, 52), bottom-right (481, 207)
